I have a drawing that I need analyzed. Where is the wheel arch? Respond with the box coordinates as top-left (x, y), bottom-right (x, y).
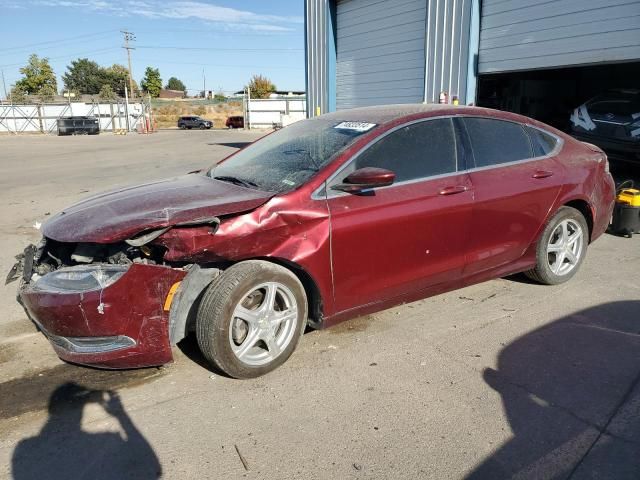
top-left (250, 257), bottom-right (324, 329)
top-left (562, 198), bottom-right (594, 242)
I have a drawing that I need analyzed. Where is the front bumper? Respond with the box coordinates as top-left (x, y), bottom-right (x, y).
top-left (20, 263), bottom-right (186, 369)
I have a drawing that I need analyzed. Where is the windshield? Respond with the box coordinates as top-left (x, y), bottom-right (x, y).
top-left (208, 118), bottom-right (377, 193)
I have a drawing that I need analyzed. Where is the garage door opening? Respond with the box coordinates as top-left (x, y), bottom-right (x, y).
top-left (476, 61), bottom-right (640, 133)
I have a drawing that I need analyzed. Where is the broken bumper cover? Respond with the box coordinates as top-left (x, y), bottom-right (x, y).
top-left (20, 263), bottom-right (186, 369)
top-left (44, 329), bottom-right (136, 353)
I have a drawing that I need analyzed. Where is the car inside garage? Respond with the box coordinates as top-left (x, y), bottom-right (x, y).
top-left (476, 62), bottom-right (640, 132)
top-left (475, 0), bottom-right (640, 165)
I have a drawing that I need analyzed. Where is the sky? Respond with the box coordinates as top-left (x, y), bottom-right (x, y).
top-left (0, 0), bottom-right (305, 96)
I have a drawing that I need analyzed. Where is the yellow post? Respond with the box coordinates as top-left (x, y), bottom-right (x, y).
top-left (316, 106), bottom-right (321, 116)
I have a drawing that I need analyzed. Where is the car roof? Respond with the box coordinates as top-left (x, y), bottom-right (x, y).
top-left (318, 103), bottom-right (524, 126)
top-left (590, 89), bottom-right (640, 100)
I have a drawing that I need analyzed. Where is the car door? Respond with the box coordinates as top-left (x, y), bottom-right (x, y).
top-left (326, 117), bottom-right (474, 313)
top-left (458, 117), bottom-right (565, 277)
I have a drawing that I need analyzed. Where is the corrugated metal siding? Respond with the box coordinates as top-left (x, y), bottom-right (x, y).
top-left (336, 0), bottom-right (427, 109)
top-left (305, 0), bottom-right (329, 116)
top-left (479, 0), bottom-right (640, 73)
top-left (424, 0), bottom-right (474, 103)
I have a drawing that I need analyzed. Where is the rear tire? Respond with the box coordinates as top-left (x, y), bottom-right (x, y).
top-left (196, 260), bottom-right (307, 379)
top-left (525, 206), bottom-right (588, 285)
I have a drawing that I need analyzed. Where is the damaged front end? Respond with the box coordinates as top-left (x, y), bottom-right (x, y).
top-left (10, 236), bottom-right (195, 369)
top-left (8, 171), bottom-right (330, 369)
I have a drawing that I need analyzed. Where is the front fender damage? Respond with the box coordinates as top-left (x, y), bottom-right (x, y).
top-left (167, 264), bottom-right (221, 344)
top-left (152, 196), bottom-right (333, 321)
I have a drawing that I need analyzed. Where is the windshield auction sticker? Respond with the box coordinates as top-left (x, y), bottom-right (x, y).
top-left (334, 121), bottom-right (377, 132)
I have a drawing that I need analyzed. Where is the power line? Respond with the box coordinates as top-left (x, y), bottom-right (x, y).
top-left (0, 47), bottom-right (120, 69)
top-left (0, 30), bottom-right (118, 53)
top-left (135, 58), bottom-right (301, 70)
top-left (135, 28), bottom-right (298, 37)
top-left (0, 33), bottom-right (115, 58)
top-left (135, 45), bottom-right (303, 52)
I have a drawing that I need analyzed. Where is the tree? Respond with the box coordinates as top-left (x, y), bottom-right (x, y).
top-left (214, 90), bottom-right (226, 102)
top-left (10, 85), bottom-right (27, 104)
top-left (104, 64), bottom-right (137, 96)
top-left (140, 67), bottom-right (162, 97)
top-left (15, 54), bottom-right (57, 95)
top-left (62, 58), bottom-right (104, 94)
top-left (38, 84), bottom-right (56, 102)
top-left (99, 84), bottom-right (117, 101)
top-left (245, 74), bottom-right (275, 99)
top-left (165, 77), bottom-right (186, 93)
top-left (62, 60), bottom-right (136, 97)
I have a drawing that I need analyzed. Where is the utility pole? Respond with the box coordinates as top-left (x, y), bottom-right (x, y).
top-left (1, 69), bottom-right (7, 104)
top-left (202, 68), bottom-right (206, 99)
top-left (121, 30), bottom-right (136, 98)
top-left (247, 87), bottom-right (251, 130)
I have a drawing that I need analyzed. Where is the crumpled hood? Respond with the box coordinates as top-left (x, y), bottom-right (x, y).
top-left (42, 174), bottom-right (274, 243)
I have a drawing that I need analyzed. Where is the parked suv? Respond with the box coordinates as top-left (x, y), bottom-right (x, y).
top-left (225, 116), bottom-right (244, 129)
top-left (570, 89), bottom-right (640, 163)
top-left (178, 116), bottom-right (212, 130)
top-left (57, 116), bottom-right (100, 136)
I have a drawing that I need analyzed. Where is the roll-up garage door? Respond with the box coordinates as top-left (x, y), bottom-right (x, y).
top-left (479, 0), bottom-right (640, 74)
top-left (336, 0), bottom-right (427, 109)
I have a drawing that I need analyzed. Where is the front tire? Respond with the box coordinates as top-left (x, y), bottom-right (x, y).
top-left (196, 260), bottom-right (307, 378)
top-left (525, 206), bottom-right (588, 285)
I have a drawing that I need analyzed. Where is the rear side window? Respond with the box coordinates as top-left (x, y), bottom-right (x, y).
top-left (526, 127), bottom-right (558, 157)
top-left (463, 117), bottom-right (533, 168)
top-left (354, 118), bottom-right (457, 182)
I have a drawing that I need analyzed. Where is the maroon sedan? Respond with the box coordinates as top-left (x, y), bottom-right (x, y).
top-left (12, 105), bottom-right (615, 378)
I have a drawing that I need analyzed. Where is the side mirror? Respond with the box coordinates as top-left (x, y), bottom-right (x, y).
top-left (331, 167), bottom-right (395, 193)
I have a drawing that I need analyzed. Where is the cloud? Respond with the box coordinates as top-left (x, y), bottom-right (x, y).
top-left (30, 0), bottom-right (302, 30)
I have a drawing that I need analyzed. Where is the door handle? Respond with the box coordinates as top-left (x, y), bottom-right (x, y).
top-left (439, 185), bottom-right (468, 196)
top-left (532, 170), bottom-right (554, 179)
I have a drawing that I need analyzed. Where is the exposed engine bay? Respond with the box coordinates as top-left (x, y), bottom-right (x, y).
top-left (6, 237), bottom-right (168, 286)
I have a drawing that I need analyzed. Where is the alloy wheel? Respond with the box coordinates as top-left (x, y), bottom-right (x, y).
top-left (228, 282), bottom-right (298, 366)
top-left (546, 219), bottom-right (584, 276)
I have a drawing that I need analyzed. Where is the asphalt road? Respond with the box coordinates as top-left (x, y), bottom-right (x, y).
top-left (0, 130), bottom-right (639, 479)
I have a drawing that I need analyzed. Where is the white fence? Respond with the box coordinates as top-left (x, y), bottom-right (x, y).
top-left (0, 101), bottom-right (147, 134)
top-left (246, 98), bottom-right (306, 129)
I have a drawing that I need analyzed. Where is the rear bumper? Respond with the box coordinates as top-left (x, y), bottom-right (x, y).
top-left (592, 173), bottom-right (616, 242)
top-left (19, 263), bottom-right (186, 369)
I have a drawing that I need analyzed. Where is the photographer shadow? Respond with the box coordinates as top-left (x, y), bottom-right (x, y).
top-left (12, 382), bottom-right (161, 480)
top-left (467, 301), bottom-right (640, 479)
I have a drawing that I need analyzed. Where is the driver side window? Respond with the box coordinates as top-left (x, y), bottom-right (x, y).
top-left (354, 118), bottom-right (457, 182)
